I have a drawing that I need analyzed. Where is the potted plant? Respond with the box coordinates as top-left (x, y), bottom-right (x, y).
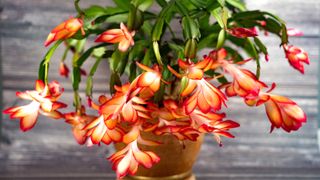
top-left (3, 0), bottom-right (309, 179)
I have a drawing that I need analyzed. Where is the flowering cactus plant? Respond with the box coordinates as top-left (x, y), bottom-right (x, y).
top-left (3, 0), bottom-right (309, 178)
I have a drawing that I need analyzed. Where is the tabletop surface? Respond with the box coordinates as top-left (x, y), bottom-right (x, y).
top-left (1, 0), bottom-right (320, 179)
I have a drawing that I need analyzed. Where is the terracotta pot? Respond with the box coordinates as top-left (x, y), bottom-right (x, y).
top-left (115, 132), bottom-right (204, 180)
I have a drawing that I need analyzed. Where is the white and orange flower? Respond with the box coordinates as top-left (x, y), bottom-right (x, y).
top-left (95, 23), bottom-right (135, 52)
top-left (45, 17), bottom-right (84, 47)
top-left (3, 80), bottom-right (66, 131)
top-left (83, 114), bottom-right (124, 145)
top-left (109, 139), bottom-right (160, 178)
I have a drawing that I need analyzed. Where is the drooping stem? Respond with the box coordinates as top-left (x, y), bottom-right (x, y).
top-left (74, 90), bottom-right (82, 115)
top-left (74, 0), bottom-right (85, 17)
top-left (38, 40), bottom-right (63, 84)
top-left (61, 43), bottom-right (70, 62)
top-left (72, 41), bottom-right (82, 112)
top-left (256, 57), bottom-right (261, 79)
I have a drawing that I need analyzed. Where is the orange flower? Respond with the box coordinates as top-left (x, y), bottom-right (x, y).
top-left (188, 110), bottom-right (239, 145)
top-left (227, 27), bottom-right (258, 38)
top-left (135, 62), bottom-right (162, 97)
top-left (59, 62), bottom-right (70, 78)
top-left (82, 95), bottom-right (124, 145)
top-left (176, 59), bottom-right (211, 79)
top-left (154, 126), bottom-right (200, 141)
top-left (3, 80), bottom-right (66, 131)
top-left (100, 84), bottom-right (150, 124)
top-left (207, 48), bottom-right (228, 61)
top-left (203, 48), bottom-right (228, 69)
top-left (183, 79), bottom-right (227, 114)
top-left (108, 139), bottom-right (160, 178)
top-left (84, 83), bottom-right (151, 145)
top-left (95, 23), bottom-right (135, 52)
top-left (64, 107), bottom-right (96, 145)
top-left (150, 99), bottom-right (238, 144)
top-left (168, 59), bottom-right (226, 114)
top-left (83, 115), bottom-right (124, 145)
top-left (264, 94), bottom-right (306, 132)
top-left (221, 60), bottom-right (267, 98)
top-left (151, 100), bottom-right (198, 141)
top-left (284, 45), bottom-right (309, 74)
top-left (44, 17), bottom-right (84, 47)
top-left (245, 84), bottom-right (307, 132)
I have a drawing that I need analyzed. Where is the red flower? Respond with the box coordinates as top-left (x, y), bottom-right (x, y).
top-left (227, 27), bottom-right (258, 38)
top-left (95, 23), bottom-right (135, 52)
top-left (284, 45), bottom-right (309, 74)
top-left (3, 80), bottom-right (66, 131)
top-left (59, 62), bottom-right (70, 78)
top-left (45, 18), bottom-right (84, 47)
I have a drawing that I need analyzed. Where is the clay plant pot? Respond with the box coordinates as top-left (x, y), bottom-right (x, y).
top-left (115, 132), bottom-right (204, 180)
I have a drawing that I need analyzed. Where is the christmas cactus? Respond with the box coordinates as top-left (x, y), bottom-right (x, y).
top-left (3, 0), bottom-right (309, 178)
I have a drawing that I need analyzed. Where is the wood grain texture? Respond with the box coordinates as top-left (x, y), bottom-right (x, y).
top-left (1, 0), bottom-right (320, 179)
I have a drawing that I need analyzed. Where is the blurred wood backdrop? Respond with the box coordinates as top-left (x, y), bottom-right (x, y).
top-left (0, 0), bottom-right (319, 179)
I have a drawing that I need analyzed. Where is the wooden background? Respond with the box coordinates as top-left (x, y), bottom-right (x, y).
top-left (1, 0), bottom-right (319, 179)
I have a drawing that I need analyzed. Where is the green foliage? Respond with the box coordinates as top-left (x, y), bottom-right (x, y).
top-left (39, 0), bottom-right (292, 108)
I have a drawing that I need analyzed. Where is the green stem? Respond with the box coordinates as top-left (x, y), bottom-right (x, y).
top-left (38, 40), bottom-right (63, 84)
top-left (74, 0), bottom-right (85, 17)
top-left (61, 45), bottom-right (70, 62)
top-left (86, 57), bottom-right (103, 97)
top-left (74, 90), bottom-right (82, 114)
top-left (256, 58), bottom-right (261, 79)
